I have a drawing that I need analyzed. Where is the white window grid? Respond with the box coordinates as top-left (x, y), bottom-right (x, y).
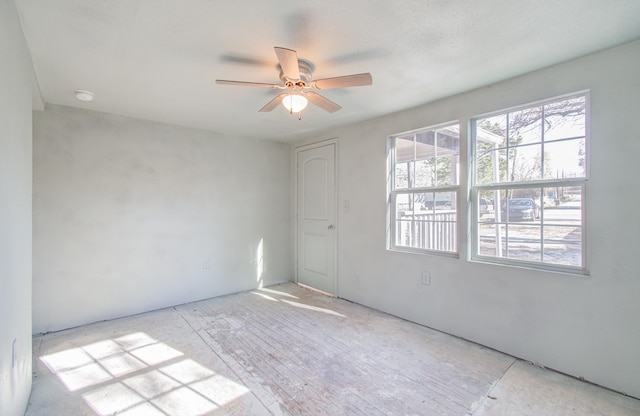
top-left (388, 122), bottom-right (460, 256)
top-left (469, 92), bottom-right (589, 273)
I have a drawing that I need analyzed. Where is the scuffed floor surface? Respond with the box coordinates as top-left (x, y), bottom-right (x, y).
top-left (27, 283), bottom-right (640, 415)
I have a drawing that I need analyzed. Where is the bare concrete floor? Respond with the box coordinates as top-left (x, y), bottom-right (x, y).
top-left (27, 283), bottom-right (640, 415)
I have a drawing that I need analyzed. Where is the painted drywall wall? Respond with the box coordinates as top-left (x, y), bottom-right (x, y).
top-left (0, 0), bottom-right (33, 414)
top-left (33, 105), bottom-right (291, 334)
top-left (295, 40), bottom-right (640, 398)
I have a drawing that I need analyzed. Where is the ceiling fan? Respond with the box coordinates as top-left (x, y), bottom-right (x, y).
top-left (216, 47), bottom-right (372, 118)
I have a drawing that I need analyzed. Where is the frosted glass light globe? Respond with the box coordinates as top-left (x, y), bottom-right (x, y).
top-left (282, 93), bottom-right (308, 113)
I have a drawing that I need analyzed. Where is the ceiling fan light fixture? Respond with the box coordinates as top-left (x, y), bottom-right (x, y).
top-left (282, 93), bottom-right (308, 113)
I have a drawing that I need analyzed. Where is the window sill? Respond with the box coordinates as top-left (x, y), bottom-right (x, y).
top-left (388, 246), bottom-right (460, 259)
top-left (469, 256), bottom-right (589, 277)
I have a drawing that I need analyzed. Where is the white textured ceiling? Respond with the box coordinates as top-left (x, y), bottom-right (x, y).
top-left (15, 0), bottom-right (640, 142)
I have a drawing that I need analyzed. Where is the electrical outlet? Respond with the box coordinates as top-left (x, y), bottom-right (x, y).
top-left (421, 271), bottom-right (431, 285)
top-left (202, 261), bottom-right (211, 270)
top-left (343, 200), bottom-right (350, 211)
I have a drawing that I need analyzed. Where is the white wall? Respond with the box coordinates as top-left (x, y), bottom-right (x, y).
top-left (33, 105), bottom-right (291, 334)
top-left (296, 40), bottom-right (640, 398)
top-left (0, 0), bottom-right (33, 414)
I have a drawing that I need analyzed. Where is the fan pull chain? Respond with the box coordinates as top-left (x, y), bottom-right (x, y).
top-left (289, 85), bottom-right (294, 115)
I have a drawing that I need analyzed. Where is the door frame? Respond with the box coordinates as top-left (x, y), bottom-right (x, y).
top-left (293, 138), bottom-right (339, 296)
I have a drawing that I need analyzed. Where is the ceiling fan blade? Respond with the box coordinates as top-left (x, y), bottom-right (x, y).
top-left (259, 93), bottom-right (288, 112)
top-left (216, 79), bottom-right (281, 88)
top-left (305, 91), bottom-right (342, 113)
top-left (274, 47), bottom-right (300, 80)
top-left (219, 54), bottom-right (273, 68)
top-left (313, 73), bottom-right (373, 90)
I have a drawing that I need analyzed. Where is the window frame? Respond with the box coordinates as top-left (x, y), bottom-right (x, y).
top-left (469, 91), bottom-right (590, 274)
top-left (387, 121), bottom-right (461, 257)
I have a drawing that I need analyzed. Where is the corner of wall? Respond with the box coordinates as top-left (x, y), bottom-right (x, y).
top-left (0, 0), bottom-right (34, 414)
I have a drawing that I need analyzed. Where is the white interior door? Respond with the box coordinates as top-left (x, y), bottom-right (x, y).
top-left (296, 143), bottom-right (336, 295)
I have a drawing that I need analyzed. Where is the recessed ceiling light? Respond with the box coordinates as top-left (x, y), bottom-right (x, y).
top-left (75, 90), bottom-right (94, 102)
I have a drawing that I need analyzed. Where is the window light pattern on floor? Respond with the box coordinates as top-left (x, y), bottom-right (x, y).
top-left (39, 332), bottom-right (249, 416)
top-left (251, 289), bottom-right (346, 317)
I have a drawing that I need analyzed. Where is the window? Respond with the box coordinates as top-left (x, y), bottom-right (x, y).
top-left (388, 123), bottom-right (460, 254)
top-left (471, 93), bottom-right (588, 272)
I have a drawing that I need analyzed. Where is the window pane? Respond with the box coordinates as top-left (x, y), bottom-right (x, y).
top-left (414, 191), bottom-right (455, 212)
top-left (476, 114), bottom-right (507, 148)
top-left (436, 127), bottom-right (460, 156)
top-left (414, 217), bottom-right (457, 252)
top-left (542, 186), bottom-right (582, 226)
top-left (506, 224), bottom-right (542, 262)
top-left (394, 124), bottom-right (460, 190)
top-left (544, 96), bottom-right (586, 141)
top-left (415, 192), bottom-right (434, 214)
top-left (393, 191), bottom-right (457, 252)
top-left (395, 135), bottom-right (414, 162)
top-left (395, 220), bottom-right (413, 247)
top-left (476, 185), bottom-right (584, 268)
top-left (478, 223), bottom-right (506, 258)
top-left (415, 197), bottom-right (457, 252)
top-left (414, 159), bottom-right (435, 188)
top-left (478, 190), bottom-right (497, 223)
top-left (476, 148), bottom-right (507, 184)
top-left (543, 138), bottom-right (586, 179)
top-left (395, 162), bottom-right (409, 189)
top-left (543, 226), bottom-right (582, 267)
top-left (501, 190), bottom-right (541, 223)
top-left (436, 156), bottom-right (458, 186)
top-left (508, 107), bottom-right (542, 146)
top-left (508, 143), bottom-right (542, 182)
top-left (434, 191), bottom-right (455, 211)
top-left (395, 193), bottom-right (413, 214)
top-left (540, 187), bottom-right (560, 209)
top-left (395, 192), bottom-right (416, 247)
top-left (415, 131), bottom-right (435, 159)
top-left (476, 139), bottom-right (494, 154)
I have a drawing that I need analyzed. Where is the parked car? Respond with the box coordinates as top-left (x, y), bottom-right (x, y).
top-left (502, 198), bottom-right (540, 221)
top-left (479, 198), bottom-right (494, 217)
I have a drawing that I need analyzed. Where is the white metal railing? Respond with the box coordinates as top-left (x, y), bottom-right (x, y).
top-left (396, 211), bottom-right (457, 252)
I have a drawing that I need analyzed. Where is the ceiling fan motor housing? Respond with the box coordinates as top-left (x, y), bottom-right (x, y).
top-left (280, 60), bottom-right (313, 87)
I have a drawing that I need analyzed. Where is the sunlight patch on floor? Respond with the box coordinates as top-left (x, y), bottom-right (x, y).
top-left (39, 332), bottom-right (249, 416)
top-left (250, 291), bottom-right (279, 302)
top-left (250, 288), bottom-right (345, 317)
top-left (281, 299), bottom-right (346, 317)
top-left (257, 287), bottom-right (299, 299)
